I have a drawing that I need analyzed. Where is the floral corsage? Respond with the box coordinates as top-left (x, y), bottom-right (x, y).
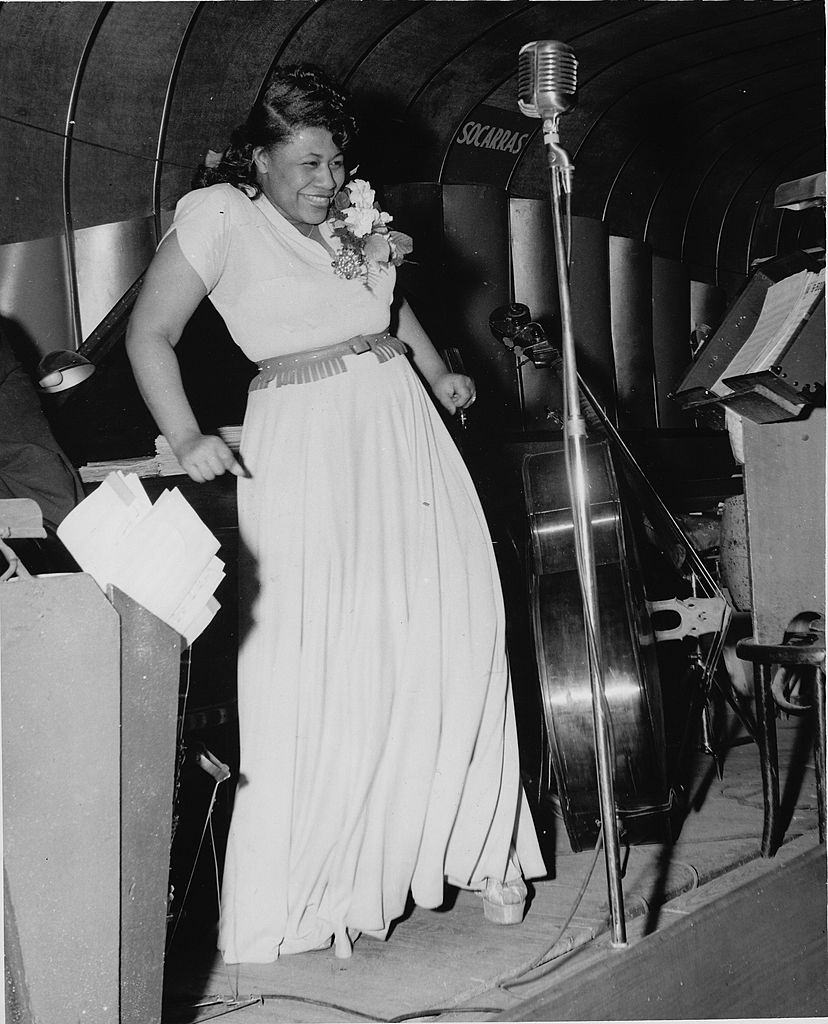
top-left (328, 179), bottom-right (413, 284)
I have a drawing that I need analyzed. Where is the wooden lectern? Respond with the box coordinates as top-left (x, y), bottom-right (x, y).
top-left (2, 573), bottom-right (181, 1024)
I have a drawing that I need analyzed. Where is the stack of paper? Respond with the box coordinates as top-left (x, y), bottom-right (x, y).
top-left (79, 427), bottom-right (244, 483)
top-left (154, 426), bottom-right (242, 477)
top-left (79, 456), bottom-right (161, 483)
top-left (710, 267), bottom-right (825, 397)
top-left (57, 471), bottom-right (225, 646)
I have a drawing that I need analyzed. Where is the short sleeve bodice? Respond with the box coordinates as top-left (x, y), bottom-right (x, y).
top-left (167, 183), bottom-right (396, 362)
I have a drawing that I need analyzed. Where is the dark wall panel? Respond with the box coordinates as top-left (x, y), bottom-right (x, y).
top-left (382, 182), bottom-right (447, 347)
top-left (442, 184), bottom-right (516, 432)
top-left (689, 279), bottom-right (728, 341)
top-left (569, 216), bottom-right (615, 420)
top-left (509, 197), bottom-right (562, 431)
top-left (609, 235), bottom-right (656, 429)
top-left (651, 256), bottom-right (693, 429)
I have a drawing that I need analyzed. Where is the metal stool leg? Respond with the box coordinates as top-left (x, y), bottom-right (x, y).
top-left (753, 662), bottom-right (780, 857)
top-left (814, 667), bottom-right (826, 843)
top-left (737, 638), bottom-right (825, 855)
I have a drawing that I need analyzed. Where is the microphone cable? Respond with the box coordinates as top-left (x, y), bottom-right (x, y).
top-left (496, 824), bottom-right (605, 995)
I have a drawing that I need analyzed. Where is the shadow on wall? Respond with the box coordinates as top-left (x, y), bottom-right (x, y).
top-left (1, 315), bottom-right (42, 379)
top-left (349, 89), bottom-right (438, 187)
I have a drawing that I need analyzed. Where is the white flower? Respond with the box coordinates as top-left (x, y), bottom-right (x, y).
top-left (328, 176), bottom-right (413, 285)
top-left (343, 205), bottom-right (379, 238)
top-left (346, 179), bottom-right (375, 209)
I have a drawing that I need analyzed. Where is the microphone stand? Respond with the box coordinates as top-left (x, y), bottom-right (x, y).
top-left (541, 113), bottom-right (628, 948)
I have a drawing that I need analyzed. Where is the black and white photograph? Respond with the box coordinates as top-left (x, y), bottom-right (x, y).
top-left (0, 2), bottom-right (825, 1022)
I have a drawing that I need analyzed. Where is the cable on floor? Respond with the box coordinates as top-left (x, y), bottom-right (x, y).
top-left (165, 993), bottom-right (384, 1023)
top-left (388, 1007), bottom-right (507, 1022)
top-left (165, 837), bottom-right (708, 1021)
top-left (167, 993), bottom-right (513, 1023)
top-left (497, 825), bottom-right (605, 995)
top-left (166, 820), bottom-right (701, 1020)
top-left (256, 993), bottom-right (387, 1020)
top-left (163, 995), bottom-right (262, 1022)
top-left (499, 844), bottom-right (706, 995)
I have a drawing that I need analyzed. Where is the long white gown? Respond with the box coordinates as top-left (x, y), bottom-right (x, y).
top-left (167, 183), bottom-right (545, 962)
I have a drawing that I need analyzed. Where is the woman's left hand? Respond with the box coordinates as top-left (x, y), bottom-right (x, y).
top-left (432, 372), bottom-right (476, 416)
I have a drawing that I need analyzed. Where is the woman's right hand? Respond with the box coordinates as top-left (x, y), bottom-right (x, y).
top-left (173, 433), bottom-right (247, 483)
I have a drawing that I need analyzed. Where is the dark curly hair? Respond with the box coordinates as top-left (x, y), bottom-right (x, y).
top-left (193, 64), bottom-right (356, 196)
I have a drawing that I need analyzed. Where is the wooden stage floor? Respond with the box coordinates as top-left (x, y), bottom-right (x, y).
top-left (161, 712), bottom-right (827, 1023)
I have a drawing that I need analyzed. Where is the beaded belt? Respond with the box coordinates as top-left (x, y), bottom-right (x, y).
top-left (249, 331), bottom-right (406, 392)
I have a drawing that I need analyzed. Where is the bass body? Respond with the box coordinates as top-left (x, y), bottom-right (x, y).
top-left (523, 440), bottom-right (670, 852)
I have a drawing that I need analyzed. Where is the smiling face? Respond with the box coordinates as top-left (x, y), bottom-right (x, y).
top-left (253, 126), bottom-right (346, 228)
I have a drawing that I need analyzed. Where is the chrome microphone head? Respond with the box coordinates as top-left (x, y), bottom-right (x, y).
top-left (489, 303), bottom-right (532, 342)
top-left (518, 40), bottom-right (578, 119)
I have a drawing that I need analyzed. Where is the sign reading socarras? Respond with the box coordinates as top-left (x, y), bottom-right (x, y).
top-left (443, 103), bottom-right (533, 186)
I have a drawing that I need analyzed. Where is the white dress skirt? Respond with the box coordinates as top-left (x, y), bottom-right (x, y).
top-left (217, 344), bottom-right (545, 963)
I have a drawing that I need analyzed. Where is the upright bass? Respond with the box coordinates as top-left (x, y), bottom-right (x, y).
top-left (491, 305), bottom-right (671, 853)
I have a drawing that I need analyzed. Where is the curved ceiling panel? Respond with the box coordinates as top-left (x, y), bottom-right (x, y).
top-left (717, 143), bottom-right (822, 276)
top-left (643, 74), bottom-right (824, 249)
top-left (505, 1), bottom-right (824, 276)
top-left (402, 1), bottom-right (623, 182)
top-left (345, 1), bottom-right (533, 180)
top-left (158, 1), bottom-right (313, 211)
top-left (0, 3), bottom-right (102, 241)
top-left (618, 81), bottom-right (824, 271)
top-left (600, 56), bottom-right (824, 224)
top-left (70, 2), bottom-right (198, 231)
top-left (487, 2), bottom-right (801, 181)
top-left (0, 0), bottom-right (823, 292)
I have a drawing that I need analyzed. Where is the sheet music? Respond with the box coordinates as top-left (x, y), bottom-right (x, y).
top-left (57, 472), bottom-right (224, 646)
top-left (710, 268), bottom-right (825, 396)
top-left (57, 472), bottom-right (152, 582)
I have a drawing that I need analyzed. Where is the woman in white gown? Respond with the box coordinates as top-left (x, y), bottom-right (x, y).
top-left (126, 65), bottom-right (544, 963)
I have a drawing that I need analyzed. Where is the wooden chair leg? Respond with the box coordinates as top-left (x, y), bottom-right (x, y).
top-left (753, 662), bottom-right (780, 857)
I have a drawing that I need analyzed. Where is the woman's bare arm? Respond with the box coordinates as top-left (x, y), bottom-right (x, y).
top-left (125, 235), bottom-right (245, 482)
top-left (394, 297), bottom-right (476, 415)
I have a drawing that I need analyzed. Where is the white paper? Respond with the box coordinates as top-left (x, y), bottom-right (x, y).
top-left (711, 268), bottom-right (825, 395)
top-left (57, 472), bottom-right (151, 585)
top-left (57, 472), bottom-right (224, 645)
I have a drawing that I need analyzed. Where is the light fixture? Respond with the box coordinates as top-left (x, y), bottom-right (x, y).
top-left (37, 350), bottom-right (96, 393)
top-left (774, 172), bottom-right (825, 211)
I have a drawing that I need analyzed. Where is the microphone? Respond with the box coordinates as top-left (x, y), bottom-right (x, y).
top-left (489, 302), bottom-right (532, 342)
top-left (489, 304), bottom-right (556, 368)
top-left (518, 40), bottom-right (578, 120)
